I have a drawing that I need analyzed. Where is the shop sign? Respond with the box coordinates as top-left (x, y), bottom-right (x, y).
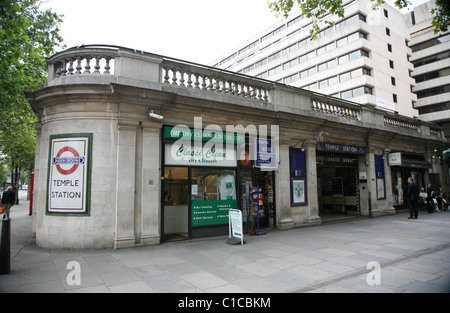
top-left (317, 142), bottom-right (365, 155)
top-left (165, 142), bottom-right (237, 167)
top-left (389, 152), bottom-right (402, 166)
top-left (47, 134), bottom-right (92, 215)
top-left (229, 209), bottom-right (244, 245)
top-left (255, 138), bottom-right (276, 169)
top-left (192, 199), bottom-right (238, 226)
top-left (164, 126), bottom-right (245, 144)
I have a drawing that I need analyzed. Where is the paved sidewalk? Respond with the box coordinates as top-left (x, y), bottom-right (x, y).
top-left (1, 198), bottom-right (449, 293)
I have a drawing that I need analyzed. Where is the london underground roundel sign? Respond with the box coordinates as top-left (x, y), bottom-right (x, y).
top-left (53, 146), bottom-right (85, 175)
top-left (47, 134), bottom-right (92, 215)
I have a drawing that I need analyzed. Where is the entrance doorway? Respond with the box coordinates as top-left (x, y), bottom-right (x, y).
top-left (163, 167), bottom-right (189, 241)
top-left (238, 168), bottom-right (275, 232)
top-left (317, 153), bottom-right (359, 221)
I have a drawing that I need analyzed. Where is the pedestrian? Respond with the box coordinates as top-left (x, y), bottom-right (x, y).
top-left (426, 183), bottom-right (434, 213)
top-left (436, 187), bottom-right (447, 211)
top-left (407, 177), bottom-right (420, 219)
top-left (1, 186), bottom-right (16, 219)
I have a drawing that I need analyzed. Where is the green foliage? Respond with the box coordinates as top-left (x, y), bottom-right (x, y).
top-left (431, 0), bottom-right (449, 34)
top-left (0, 0), bottom-right (64, 180)
top-left (268, 0), bottom-right (449, 38)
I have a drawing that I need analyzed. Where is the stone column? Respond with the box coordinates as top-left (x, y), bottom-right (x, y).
top-left (383, 149), bottom-right (395, 215)
top-left (275, 144), bottom-right (294, 230)
top-left (140, 125), bottom-right (162, 245)
top-left (306, 141), bottom-right (321, 226)
top-left (114, 122), bottom-right (137, 249)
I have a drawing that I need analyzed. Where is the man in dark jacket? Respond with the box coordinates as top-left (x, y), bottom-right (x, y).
top-left (1, 186), bottom-right (16, 218)
top-left (407, 177), bottom-right (420, 219)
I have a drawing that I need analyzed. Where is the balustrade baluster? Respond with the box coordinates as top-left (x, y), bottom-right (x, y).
top-left (75, 57), bottom-right (82, 74)
top-left (207, 77), bottom-right (213, 91)
top-left (194, 74), bottom-right (200, 89)
top-left (83, 57), bottom-right (91, 74)
top-left (187, 72), bottom-right (193, 88)
top-left (67, 59), bottom-right (74, 75)
top-left (201, 75), bottom-right (207, 90)
top-left (104, 57), bottom-right (111, 74)
top-left (179, 71), bottom-right (185, 87)
top-left (93, 57), bottom-right (101, 74)
top-left (171, 68), bottom-right (178, 85)
top-left (55, 62), bottom-right (62, 77)
top-left (215, 79), bottom-right (221, 93)
top-left (163, 67), bottom-right (170, 83)
top-left (61, 60), bottom-right (67, 76)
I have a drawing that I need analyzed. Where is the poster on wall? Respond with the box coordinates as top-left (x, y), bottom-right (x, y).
top-left (47, 134), bottom-right (92, 215)
top-left (291, 178), bottom-right (307, 206)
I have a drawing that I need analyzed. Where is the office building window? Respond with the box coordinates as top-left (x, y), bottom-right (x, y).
top-left (391, 77), bottom-right (396, 86)
top-left (283, 58), bottom-right (298, 70)
top-left (389, 60), bottom-right (394, 69)
top-left (386, 27), bottom-right (390, 36)
top-left (387, 43), bottom-right (392, 52)
top-left (340, 86), bottom-right (372, 99)
top-left (268, 65), bottom-right (282, 77)
top-left (393, 94), bottom-right (398, 103)
top-left (284, 73), bottom-right (299, 84)
top-left (384, 9), bottom-right (389, 18)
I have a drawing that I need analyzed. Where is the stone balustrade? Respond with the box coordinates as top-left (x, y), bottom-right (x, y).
top-left (384, 116), bottom-right (420, 132)
top-left (44, 45), bottom-right (444, 141)
top-left (47, 45), bottom-right (118, 81)
top-left (161, 61), bottom-right (271, 102)
top-left (311, 99), bottom-right (360, 120)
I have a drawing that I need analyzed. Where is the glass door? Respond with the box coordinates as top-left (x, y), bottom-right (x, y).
top-left (163, 167), bottom-right (189, 241)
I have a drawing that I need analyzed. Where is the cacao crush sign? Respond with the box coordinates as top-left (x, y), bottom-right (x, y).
top-left (47, 134), bottom-right (92, 215)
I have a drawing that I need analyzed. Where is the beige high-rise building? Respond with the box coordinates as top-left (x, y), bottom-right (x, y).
top-left (406, 0), bottom-right (450, 138)
top-left (212, 0), bottom-right (418, 117)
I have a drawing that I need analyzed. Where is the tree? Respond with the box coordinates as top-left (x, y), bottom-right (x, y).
top-left (0, 0), bottom-right (64, 190)
top-left (268, 0), bottom-right (449, 39)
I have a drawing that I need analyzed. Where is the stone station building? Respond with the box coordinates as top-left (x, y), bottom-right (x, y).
top-left (26, 45), bottom-right (447, 249)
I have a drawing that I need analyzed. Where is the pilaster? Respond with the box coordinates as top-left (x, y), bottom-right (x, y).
top-left (306, 141), bottom-right (321, 226)
top-left (275, 144), bottom-right (294, 230)
top-left (114, 122), bottom-right (137, 249)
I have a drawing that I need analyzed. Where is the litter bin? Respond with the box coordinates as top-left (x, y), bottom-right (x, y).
top-left (0, 217), bottom-right (11, 275)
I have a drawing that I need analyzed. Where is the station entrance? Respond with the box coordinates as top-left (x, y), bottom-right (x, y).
top-left (317, 152), bottom-right (360, 221)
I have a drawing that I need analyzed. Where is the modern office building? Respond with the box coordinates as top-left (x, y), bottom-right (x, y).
top-left (406, 0), bottom-right (450, 139)
top-left (212, 0), bottom-right (418, 118)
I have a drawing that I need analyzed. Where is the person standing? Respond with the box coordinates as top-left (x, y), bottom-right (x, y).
top-left (407, 177), bottom-right (420, 219)
top-left (426, 183), bottom-right (434, 213)
top-left (1, 186), bottom-right (16, 219)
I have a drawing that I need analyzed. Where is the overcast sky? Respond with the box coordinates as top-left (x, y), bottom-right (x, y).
top-left (40, 0), bottom-right (431, 65)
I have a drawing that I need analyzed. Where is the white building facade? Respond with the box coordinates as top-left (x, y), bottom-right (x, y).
top-left (406, 0), bottom-right (450, 138)
top-left (212, 0), bottom-right (418, 117)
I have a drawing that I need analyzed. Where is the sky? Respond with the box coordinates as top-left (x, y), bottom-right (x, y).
top-left (40, 0), bottom-right (431, 65)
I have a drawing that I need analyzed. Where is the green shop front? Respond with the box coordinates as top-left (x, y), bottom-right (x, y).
top-left (161, 125), bottom-right (276, 241)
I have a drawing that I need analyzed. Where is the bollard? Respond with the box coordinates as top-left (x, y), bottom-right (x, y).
top-left (0, 217), bottom-right (11, 275)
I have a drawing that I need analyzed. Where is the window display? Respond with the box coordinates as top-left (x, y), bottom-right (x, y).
top-left (191, 168), bottom-right (238, 226)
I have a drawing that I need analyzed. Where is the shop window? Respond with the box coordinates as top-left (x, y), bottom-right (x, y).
top-left (191, 168), bottom-right (238, 227)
